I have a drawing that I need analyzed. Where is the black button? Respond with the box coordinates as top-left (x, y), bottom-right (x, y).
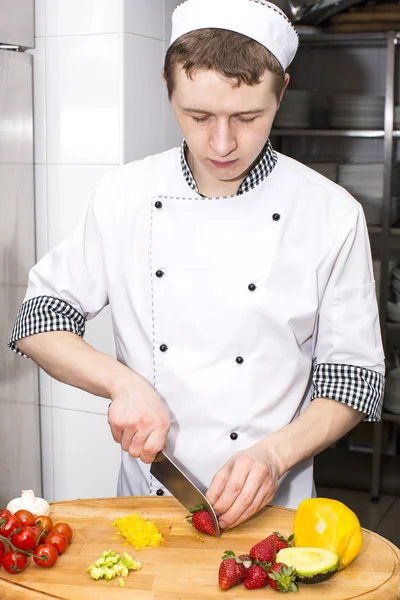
top-left (272, 213), bottom-right (280, 221)
top-left (155, 201), bottom-right (163, 209)
top-left (156, 488), bottom-right (164, 496)
top-left (156, 270), bottom-right (164, 278)
top-left (236, 356), bottom-right (244, 364)
top-left (248, 283), bottom-right (256, 291)
top-left (160, 344), bottom-right (168, 352)
top-left (230, 432), bottom-right (238, 440)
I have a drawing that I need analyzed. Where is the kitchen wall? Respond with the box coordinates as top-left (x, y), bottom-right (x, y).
top-left (32, 0), bottom-right (181, 502)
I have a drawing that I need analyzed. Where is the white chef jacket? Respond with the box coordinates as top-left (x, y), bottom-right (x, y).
top-left (9, 144), bottom-right (385, 509)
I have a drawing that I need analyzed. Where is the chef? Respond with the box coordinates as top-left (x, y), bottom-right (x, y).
top-left (9, 0), bottom-right (384, 530)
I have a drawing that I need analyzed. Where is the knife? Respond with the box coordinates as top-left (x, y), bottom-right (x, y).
top-left (150, 451), bottom-right (221, 537)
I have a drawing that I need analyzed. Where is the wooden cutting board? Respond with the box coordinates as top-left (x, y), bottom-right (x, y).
top-left (0, 496), bottom-right (399, 599)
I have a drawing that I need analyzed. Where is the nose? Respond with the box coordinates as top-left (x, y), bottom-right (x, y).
top-left (209, 119), bottom-right (237, 157)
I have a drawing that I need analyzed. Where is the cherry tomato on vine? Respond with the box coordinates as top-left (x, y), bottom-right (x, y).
top-left (0, 514), bottom-right (21, 538)
top-left (44, 532), bottom-right (68, 554)
top-left (0, 540), bottom-right (5, 554)
top-left (52, 522), bottom-right (73, 543)
top-left (0, 548), bottom-right (4, 566)
top-left (0, 509), bottom-right (11, 522)
top-left (33, 544), bottom-right (58, 568)
top-left (30, 524), bottom-right (45, 543)
top-left (14, 510), bottom-right (35, 527)
top-left (2, 550), bottom-right (28, 573)
top-left (35, 515), bottom-right (53, 533)
top-left (10, 525), bottom-right (38, 551)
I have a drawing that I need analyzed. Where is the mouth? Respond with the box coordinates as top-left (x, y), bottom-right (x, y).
top-left (209, 159), bottom-right (238, 168)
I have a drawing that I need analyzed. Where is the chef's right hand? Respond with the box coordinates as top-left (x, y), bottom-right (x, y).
top-left (107, 373), bottom-right (171, 464)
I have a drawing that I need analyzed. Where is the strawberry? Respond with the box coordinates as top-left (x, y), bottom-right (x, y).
top-left (270, 531), bottom-right (294, 553)
top-left (186, 504), bottom-right (215, 536)
top-left (267, 562), bottom-right (298, 593)
top-left (238, 553), bottom-right (252, 567)
top-left (244, 560), bottom-right (270, 589)
top-left (249, 535), bottom-right (277, 563)
top-left (218, 551), bottom-right (248, 590)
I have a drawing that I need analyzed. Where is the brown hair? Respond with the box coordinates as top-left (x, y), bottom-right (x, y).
top-left (164, 28), bottom-right (285, 100)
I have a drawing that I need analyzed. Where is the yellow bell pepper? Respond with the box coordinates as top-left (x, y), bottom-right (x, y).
top-left (293, 498), bottom-right (363, 570)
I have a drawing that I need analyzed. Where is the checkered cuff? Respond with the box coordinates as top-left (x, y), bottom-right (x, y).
top-left (8, 296), bottom-right (86, 357)
top-left (312, 363), bottom-right (385, 422)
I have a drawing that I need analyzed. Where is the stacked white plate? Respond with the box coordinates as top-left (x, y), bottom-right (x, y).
top-left (306, 162), bottom-right (338, 182)
top-left (330, 94), bottom-right (384, 129)
top-left (383, 367), bottom-right (400, 415)
top-left (274, 90), bottom-right (311, 129)
top-left (338, 163), bottom-right (384, 225)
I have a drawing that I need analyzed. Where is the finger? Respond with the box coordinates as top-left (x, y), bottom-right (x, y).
top-left (217, 466), bottom-right (266, 529)
top-left (227, 486), bottom-right (274, 530)
top-left (212, 460), bottom-right (250, 517)
top-left (127, 430), bottom-right (152, 458)
top-left (140, 429), bottom-right (168, 464)
top-left (119, 427), bottom-right (139, 453)
top-left (206, 464), bottom-right (232, 508)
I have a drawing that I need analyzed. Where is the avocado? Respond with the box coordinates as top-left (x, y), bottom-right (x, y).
top-left (276, 547), bottom-right (340, 584)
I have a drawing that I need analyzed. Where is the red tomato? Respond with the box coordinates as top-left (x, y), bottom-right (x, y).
top-left (10, 525), bottom-right (38, 551)
top-left (30, 524), bottom-right (45, 543)
top-left (0, 509), bottom-right (11, 522)
top-left (33, 543), bottom-right (58, 568)
top-left (52, 522), bottom-right (73, 543)
top-left (2, 550), bottom-right (28, 573)
top-left (0, 540), bottom-right (5, 554)
top-left (0, 548), bottom-right (3, 566)
top-left (0, 515), bottom-right (22, 538)
top-left (44, 532), bottom-right (68, 555)
top-left (14, 510), bottom-right (35, 527)
top-left (35, 515), bottom-right (53, 533)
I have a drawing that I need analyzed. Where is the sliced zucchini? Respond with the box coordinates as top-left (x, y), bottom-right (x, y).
top-left (276, 546), bottom-right (340, 584)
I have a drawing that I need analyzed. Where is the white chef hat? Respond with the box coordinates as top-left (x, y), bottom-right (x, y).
top-left (169, 0), bottom-right (299, 71)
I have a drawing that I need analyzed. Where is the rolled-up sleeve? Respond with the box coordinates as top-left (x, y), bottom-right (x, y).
top-left (8, 188), bottom-right (108, 357)
top-left (312, 202), bottom-right (385, 421)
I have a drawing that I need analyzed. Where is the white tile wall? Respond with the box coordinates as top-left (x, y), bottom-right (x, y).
top-left (46, 34), bottom-right (120, 165)
top-left (35, 0), bottom-right (46, 37)
top-left (31, 37), bottom-right (46, 164)
top-left (124, 34), bottom-right (164, 162)
top-left (0, 165), bottom-right (35, 286)
top-left (45, 0), bottom-right (120, 36)
top-left (125, 0), bottom-right (164, 39)
top-left (47, 165), bottom-right (114, 247)
top-left (34, 165), bottom-right (48, 260)
top-left (33, 0), bottom-right (183, 503)
top-left (163, 0), bottom-right (180, 42)
top-left (0, 401), bottom-right (41, 507)
top-left (40, 406), bottom-right (54, 501)
top-left (163, 81), bottom-right (182, 151)
top-left (51, 407), bottom-right (121, 501)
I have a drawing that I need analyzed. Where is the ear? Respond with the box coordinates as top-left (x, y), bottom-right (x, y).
top-left (161, 69), bottom-right (167, 86)
top-left (278, 73), bottom-right (290, 105)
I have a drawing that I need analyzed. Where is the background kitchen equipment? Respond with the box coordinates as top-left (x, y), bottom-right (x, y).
top-left (0, 0), bottom-right (41, 506)
top-left (287, 0), bottom-right (366, 24)
top-left (327, 2), bottom-right (400, 33)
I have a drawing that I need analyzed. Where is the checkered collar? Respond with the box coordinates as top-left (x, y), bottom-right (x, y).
top-left (180, 139), bottom-right (278, 196)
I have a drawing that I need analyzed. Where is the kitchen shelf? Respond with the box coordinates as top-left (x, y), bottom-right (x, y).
top-left (298, 31), bottom-right (400, 47)
top-left (282, 31), bottom-right (400, 503)
top-left (382, 411), bottom-right (400, 424)
top-left (272, 129), bottom-right (389, 138)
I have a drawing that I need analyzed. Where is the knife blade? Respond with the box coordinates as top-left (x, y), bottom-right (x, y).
top-left (150, 451), bottom-right (221, 537)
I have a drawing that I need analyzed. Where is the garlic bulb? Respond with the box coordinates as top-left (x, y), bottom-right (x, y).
top-left (7, 490), bottom-right (50, 517)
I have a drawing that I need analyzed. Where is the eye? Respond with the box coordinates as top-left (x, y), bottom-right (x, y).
top-left (237, 116), bottom-right (257, 123)
top-left (192, 115), bottom-right (209, 123)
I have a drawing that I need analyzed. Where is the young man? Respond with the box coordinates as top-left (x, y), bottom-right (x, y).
top-left (9, 0), bottom-right (384, 530)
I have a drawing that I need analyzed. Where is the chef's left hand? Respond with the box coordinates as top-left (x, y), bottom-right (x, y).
top-left (205, 444), bottom-right (280, 530)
